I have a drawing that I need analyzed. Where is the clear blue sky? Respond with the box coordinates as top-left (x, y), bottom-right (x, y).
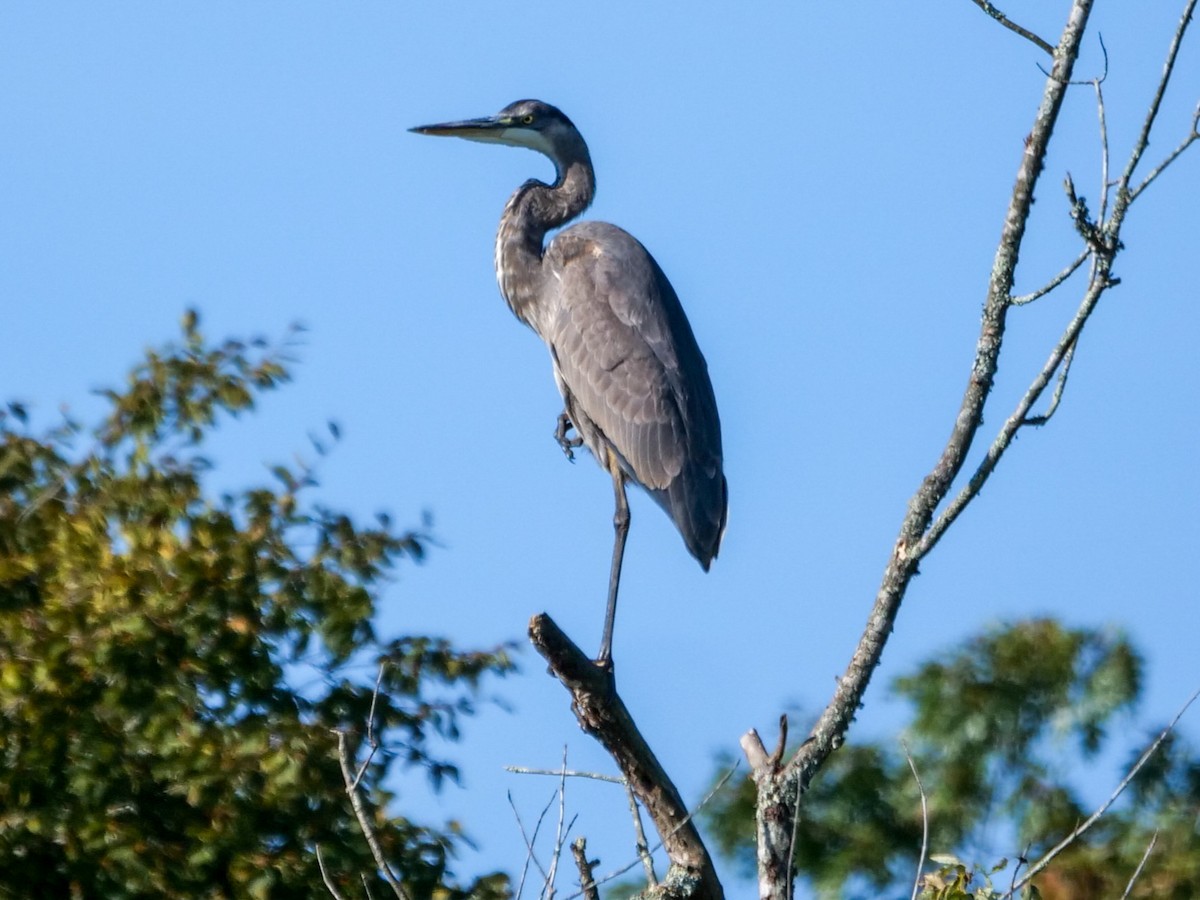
top-left (2, 2), bottom-right (1197, 894)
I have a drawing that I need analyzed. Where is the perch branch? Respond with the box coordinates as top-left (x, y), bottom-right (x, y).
top-left (530, 613), bottom-right (724, 900)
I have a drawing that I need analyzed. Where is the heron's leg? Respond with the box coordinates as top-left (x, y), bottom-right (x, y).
top-left (597, 455), bottom-right (630, 667)
top-left (554, 410), bottom-right (583, 461)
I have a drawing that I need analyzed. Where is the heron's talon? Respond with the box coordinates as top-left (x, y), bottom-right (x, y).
top-left (555, 412), bottom-right (583, 462)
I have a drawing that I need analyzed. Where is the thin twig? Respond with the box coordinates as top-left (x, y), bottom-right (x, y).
top-left (1115, 0), bottom-right (1198, 191)
top-left (335, 730), bottom-right (411, 900)
top-left (624, 783), bottom-right (658, 886)
top-left (1131, 101), bottom-right (1200, 202)
top-left (1007, 686), bottom-right (1200, 896)
top-left (1093, 43), bottom-right (1112, 222)
top-left (1120, 830), bottom-right (1159, 899)
top-left (563, 761), bottom-right (740, 900)
top-left (543, 747), bottom-right (572, 900)
top-left (317, 844), bottom-right (347, 900)
top-left (1023, 338), bottom-right (1076, 426)
top-left (902, 743), bottom-right (930, 900)
top-left (1008, 848), bottom-right (1029, 897)
top-left (508, 789), bottom-right (555, 900)
top-left (969, 0), bottom-right (1055, 54)
top-left (506, 766), bottom-right (624, 784)
top-left (1010, 249), bottom-right (1089, 305)
top-left (352, 664), bottom-right (388, 792)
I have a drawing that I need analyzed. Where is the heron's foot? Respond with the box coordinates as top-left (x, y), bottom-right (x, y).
top-left (554, 411), bottom-right (583, 462)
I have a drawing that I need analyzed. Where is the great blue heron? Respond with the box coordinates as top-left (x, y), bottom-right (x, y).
top-left (411, 99), bottom-right (726, 666)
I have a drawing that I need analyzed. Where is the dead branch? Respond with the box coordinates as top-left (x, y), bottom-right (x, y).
top-left (529, 613), bottom-right (723, 900)
top-left (570, 838), bottom-right (601, 900)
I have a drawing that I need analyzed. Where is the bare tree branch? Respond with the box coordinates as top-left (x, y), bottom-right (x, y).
top-left (1093, 53), bottom-right (1112, 221)
top-left (1115, 0), bottom-right (1198, 191)
top-left (335, 730), bottom-right (411, 900)
top-left (1010, 248), bottom-right (1089, 305)
top-left (570, 838), bottom-right (601, 900)
top-left (1120, 831), bottom-right (1159, 900)
top-left (916, 0), bottom-right (1198, 559)
top-left (1006, 686), bottom-right (1200, 896)
top-left (791, 0), bottom-right (1095, 789)
top-left (317, 844), bottom-right (348, 900)
top-left (626, 783), bottom-right (659, 887)
top-left (1022, 338), bottom-right (1076, 426)
top-left (530, 613), bottom-right (724, 900)
top-left (506, 766), bottom-right (624, 784)
top-left (969, 0), bottom-right (1056, 54)
top-left (544, 749), bottom-right (576, 900)
top-left (1131, 101), bottom-right (1200, 202)
top-left (509, 789), bottom-right (555, 900)
top-left (902, 743), bottom-right (930, 900)
top-left (916, 272), bottom-right (1101, 556)
top-left (567, 764), bottom-right (739, 900)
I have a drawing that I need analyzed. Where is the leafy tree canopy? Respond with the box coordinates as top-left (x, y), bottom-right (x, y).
top-left (0, 313), bottom-right (513, 899)
top-left (703, 619), bottom-right (1200, 899)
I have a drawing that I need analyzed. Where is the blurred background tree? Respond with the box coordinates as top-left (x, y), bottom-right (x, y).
top-left (0, 313), bottom-right (513, 899)
top-left (702, 619), bottom-right (1200, 900)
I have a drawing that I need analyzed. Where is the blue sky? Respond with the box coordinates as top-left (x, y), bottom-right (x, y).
top-left (2, 2), bottom-right (1197, 894)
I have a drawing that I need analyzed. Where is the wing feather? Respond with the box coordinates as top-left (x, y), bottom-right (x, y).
top-left (541, 221), bottom-right (726, 564)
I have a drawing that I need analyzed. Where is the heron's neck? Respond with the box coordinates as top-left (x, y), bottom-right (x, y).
top-left (494, 158), bottom-right (594, 334)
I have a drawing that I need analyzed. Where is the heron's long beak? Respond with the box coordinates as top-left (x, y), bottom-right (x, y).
top-left (409, 115), bottom-right (512, 144)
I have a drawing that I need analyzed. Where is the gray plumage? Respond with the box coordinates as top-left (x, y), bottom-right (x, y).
top-left (412, 99), bottom-right (726, 664)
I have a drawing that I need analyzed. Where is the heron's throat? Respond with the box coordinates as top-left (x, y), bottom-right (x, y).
top-left (494, 158), bottom-right (594, 334)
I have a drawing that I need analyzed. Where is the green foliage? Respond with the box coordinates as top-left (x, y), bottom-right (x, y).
top-left (0, 313), bottom-right (514, 898)
top-left (703, 619), bottom-right (1200, 899)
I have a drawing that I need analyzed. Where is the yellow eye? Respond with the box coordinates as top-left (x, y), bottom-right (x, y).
top-left (521, 114), bottom-right (535, 125)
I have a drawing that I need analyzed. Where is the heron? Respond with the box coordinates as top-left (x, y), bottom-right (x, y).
top-left (411, 99), bottom-right (726, 666)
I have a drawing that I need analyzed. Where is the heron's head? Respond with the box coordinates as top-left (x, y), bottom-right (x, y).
top-left (410, 99), bottom-right (588, 173)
